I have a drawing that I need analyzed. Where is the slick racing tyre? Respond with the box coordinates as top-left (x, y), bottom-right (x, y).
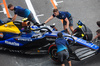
top-left (48, 45), bottom-right (60, 62)
top-left (73, 26), bottom-right (93, 41)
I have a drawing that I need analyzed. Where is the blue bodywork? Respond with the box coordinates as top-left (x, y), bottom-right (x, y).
top-left (0, 25), bottom-right (99, 51)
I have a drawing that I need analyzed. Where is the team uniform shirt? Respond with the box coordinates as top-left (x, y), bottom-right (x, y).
top-left (55, 38), bottom-right (69, 53)
top-left (52, 11), bottom-right (71, 20)
top-left (14, 6), bottom-right (30, 18)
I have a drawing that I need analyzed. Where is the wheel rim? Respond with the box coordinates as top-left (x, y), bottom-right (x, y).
top-left (51, 48), bottom-right (58, 58)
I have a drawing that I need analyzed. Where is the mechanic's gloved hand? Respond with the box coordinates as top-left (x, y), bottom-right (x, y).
top-left (65, 29), bottom-right (68, 33)
top-left (41, 23), bottom-right (45, 26)
top-left (34, 22), bottom-right (41, 27)
top-left (34, 22), bottom-right (39, 25)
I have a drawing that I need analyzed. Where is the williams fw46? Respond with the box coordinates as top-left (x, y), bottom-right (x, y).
top-left (0, 18), bottom-right (99, 61)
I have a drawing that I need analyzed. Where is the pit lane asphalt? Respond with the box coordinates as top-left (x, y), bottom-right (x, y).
top-left (0, 0), bottom-right (100, 66)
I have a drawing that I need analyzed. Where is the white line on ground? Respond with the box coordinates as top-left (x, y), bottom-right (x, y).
top-left (3, 8), bottom-right (6, 14)
top-left (53, 0), bottom-right (63, 6)
top-left (37, 14), bottom-right (44, 17)
top-left (57, 1), bottom-right (63, 4)
top-left (53, 0), bottom-right (58, 6)
top-left (25, 0), bottom-right (40, 24)
top-left (0, 11), bottom-right (3, 12)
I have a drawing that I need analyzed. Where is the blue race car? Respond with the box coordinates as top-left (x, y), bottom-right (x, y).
top-left (0, 18), bottom-right (99, 61)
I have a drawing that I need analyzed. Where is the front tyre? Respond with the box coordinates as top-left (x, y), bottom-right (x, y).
top-left (48, 45), bottom-right (60, 62)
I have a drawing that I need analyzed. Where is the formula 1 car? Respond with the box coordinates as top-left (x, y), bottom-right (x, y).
top-left (0, 18), bottom-right (99, 61)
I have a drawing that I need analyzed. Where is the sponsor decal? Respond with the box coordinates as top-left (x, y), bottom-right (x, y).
top-left (5, 41), bottom-right (19, 46)
top-left (17, 38), bottom-right (32, 41)
top-left (76, 39), bottom-right (96, 48)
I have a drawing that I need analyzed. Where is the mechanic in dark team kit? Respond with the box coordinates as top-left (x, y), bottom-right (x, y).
top-left (43, 9), bottom-right (74, 34)
top-left (55, 32), bottom-right (72, 66)
top-left (8, 4), bottom-right (38, 25)
top-left (92, 29), bottom-right (100, 54)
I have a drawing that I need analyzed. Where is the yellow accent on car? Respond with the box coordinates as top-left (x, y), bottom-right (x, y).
top-left (81, 34), bottom-right (84, 37)
top-left (22, 18), bottom-right (28, 22)
top-left (78, 25), bottom-right (82, 28)
top-left (0, 22), bottom-right (20, 34)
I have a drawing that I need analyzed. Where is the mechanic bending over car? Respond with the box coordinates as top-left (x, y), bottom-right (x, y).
top-left (92, 29), bottom-right (100, 54)
top-left (92, 21), bottom-right (100, 41)
top-left (55, 32), bottom-right (72, 66)
top-left (42, 9), bottom-right (74, 35)
top-left (8, 4), bottom-right (39, 25)
top-left (92, 29), bottom-right (100, 41)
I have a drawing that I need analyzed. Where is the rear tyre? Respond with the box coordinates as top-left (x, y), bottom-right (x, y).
top-left (73, 26), bottom-right (93, 41)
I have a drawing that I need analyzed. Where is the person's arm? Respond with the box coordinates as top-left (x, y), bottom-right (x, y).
top-left (11, 14), bottom-right (17, 21)
top-left (44, 15), bottom-right (54, 24)
top-left (64, 18), bottom-right (71, 34)
top-left (92, 35), bottom-right (98, 41)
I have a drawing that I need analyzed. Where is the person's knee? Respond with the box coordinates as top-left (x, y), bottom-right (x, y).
top-left (69, 26), bottom-right (74, 31)
top-left (68, 61), bottom-right (71, 64)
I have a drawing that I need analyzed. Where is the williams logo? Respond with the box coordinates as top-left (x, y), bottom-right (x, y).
top-left (5, 41), bottom-right (19, 46)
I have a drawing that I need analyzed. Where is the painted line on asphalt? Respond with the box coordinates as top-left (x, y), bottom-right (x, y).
top-left (3, 8), bottom-right (6, 14)
top-left (50, 0), bottom-right (57, 9)
top-left (53, 0), bottom-right (58, 6)
top-left (25, 0), bottom-right (40, 24)
top-left (2, 0), bottom-right (10, 18)
top-left (0, 2), bottom-right (7, 15)
top-left (37, 14), bottom-right (44, 17)
top-left (57, 1), bottom-right (63, 4)
top-left (0, 11), bottom-right (3, 12)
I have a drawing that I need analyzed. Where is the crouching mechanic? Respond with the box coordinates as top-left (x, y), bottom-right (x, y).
top-left (55, 32), bottom-right (72, 66)
top-left (42, 9), bottom-right (74, 34)
top-left (8, 4), bottom-right (38, 25)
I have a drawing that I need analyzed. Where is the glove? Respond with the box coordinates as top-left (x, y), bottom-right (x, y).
top-left (34, 22), bottom-right (39, 25)
top-left (65, 29), bottom-right (68, 33)
top-left (41, 23), bottom-right (45, 26)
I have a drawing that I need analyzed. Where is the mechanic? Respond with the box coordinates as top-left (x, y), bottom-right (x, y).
top-left (97, 21), bottom-right (100, 27)
top-left (42, 9), bottom-right (74, 35)
top-left (8, 4), bottom-right (38, 25)
top-left (92, 29), bottom-right (100, 41)
top-left (55, 32), bottom-right (72, 66)
top-left (92, 29), bottom-right (100, 54)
